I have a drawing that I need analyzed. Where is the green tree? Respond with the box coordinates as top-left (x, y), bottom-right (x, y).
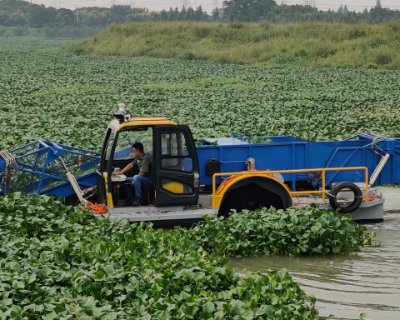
top-left (29, 5), bottom-right (57, 28)
top-left (168, 7), bottom-right (176, 21)
top-left (212, 7), bottom-right (220, 21)
top-left (178, 6), bottom-right (187, 21)
top-left (56, 8), bottom-right (74, 26)
top-left (223, 0), bottom-right (277, 22)
top-left (194, 5), bottom-right (204, 21)
top-left (159, 9), bottom-right (168, 21)
top-left (186, 6), bottom-right (195, 21)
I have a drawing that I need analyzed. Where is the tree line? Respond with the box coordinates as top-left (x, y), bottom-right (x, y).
top-left (0, 0), bottom-right (399, 30)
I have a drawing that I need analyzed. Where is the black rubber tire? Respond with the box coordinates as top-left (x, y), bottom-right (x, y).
top-left (328, 182), bottom-right (362, 213)
top-left (218, 182), bottom-right (287, 218)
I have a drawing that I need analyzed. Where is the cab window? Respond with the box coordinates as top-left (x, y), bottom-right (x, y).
top-left (160, 132), bottom-right (193, 172)
top-left (114, 127), bottom-right (153, 160)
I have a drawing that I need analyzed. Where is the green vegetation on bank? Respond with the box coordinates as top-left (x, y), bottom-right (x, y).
top-left (0, 193), bottom-right (376, 318)
top-left (0, 25), bottom-right (103, 38)
top-left (64, 21), bottom-right (400, 69)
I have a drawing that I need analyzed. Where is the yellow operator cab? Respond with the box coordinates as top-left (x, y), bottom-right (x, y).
top-left (99, 110), bottom-right (201, 211)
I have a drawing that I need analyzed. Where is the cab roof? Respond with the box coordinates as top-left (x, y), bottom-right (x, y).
top-left (108, 117), bottom-right (177, 131)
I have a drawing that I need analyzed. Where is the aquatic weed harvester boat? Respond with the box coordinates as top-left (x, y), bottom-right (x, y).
top-left (1, 104), bottom-right (399, 223)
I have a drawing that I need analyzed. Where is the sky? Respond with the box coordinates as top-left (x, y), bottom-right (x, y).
top-left (30, 0), bottom-right (400, 14)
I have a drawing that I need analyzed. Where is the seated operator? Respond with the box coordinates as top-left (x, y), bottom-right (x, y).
top-left (112, 142), bottom-right (153, 207)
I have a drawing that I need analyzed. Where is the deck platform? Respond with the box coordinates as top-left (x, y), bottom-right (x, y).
top-left (107, 205), bottom-right (217, 222)
top-left (104, 187), bottom-right (399, 224)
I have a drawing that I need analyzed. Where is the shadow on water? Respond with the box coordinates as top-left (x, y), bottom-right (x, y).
top-left (229, 213), bottom-right (400, 320)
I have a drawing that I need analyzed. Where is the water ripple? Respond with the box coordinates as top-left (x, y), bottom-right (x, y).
top-left (229, 213), bottom-right (400, 320)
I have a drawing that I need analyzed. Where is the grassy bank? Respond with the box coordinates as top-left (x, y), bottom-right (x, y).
top-left (0, 25), bottom-right (103, 38)
top-left (64, 21), bottom-right (400, 69)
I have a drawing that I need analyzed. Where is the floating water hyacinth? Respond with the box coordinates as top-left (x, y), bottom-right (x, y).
top-left (1, 38), bottom-right (400, 153)
top-left (189, 207), bottom-right (377, 257)
top-left (0, 193), bottom-right (377, 319)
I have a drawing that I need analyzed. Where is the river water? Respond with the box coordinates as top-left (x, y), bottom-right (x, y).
top-left (229, 213), bottom-right (400, 320)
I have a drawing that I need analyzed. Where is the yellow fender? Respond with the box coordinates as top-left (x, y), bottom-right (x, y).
top-left (213, 171), bottom-right (293, 216)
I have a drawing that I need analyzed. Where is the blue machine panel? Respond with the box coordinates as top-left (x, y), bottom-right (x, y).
top-left (0, 140), bottom-right (100, 198)
top-left (1, 133), bottom-right (399, 198)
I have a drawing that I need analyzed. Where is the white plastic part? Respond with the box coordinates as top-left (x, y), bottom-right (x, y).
top-left (273, 173), bottom-right (285, 183)
top-left (369, 153), bottom-right (390, 185)
top-left (118, 103), bottom-right (126, 112)
top-left (111, 174), bottom-right (127, 182)
top-left (246, 158), bottom-right (256, 170)
top-left (66, 172), bottom-right (86, 204)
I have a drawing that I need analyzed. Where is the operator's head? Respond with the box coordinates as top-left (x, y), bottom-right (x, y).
top-left (132, 142), bottom-right (144, 157)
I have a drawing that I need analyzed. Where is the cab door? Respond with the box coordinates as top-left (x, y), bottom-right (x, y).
top-left (154, 126), bottom-right (199, 206)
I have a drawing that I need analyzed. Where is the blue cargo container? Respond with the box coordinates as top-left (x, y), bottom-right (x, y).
top-left (196, 133), bottom-right (400, 190)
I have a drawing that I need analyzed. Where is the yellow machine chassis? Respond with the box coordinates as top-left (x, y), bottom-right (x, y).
top-left (212, 167), bottom-right (369, 209)
top-left (106, 117), bottom-right (369, 212)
